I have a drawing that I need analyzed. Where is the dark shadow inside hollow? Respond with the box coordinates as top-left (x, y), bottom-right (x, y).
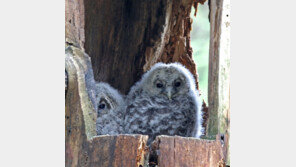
top-left (148, 139), bottom-right (159, 167)
top-left (84, 0), bottom-right (170, 95)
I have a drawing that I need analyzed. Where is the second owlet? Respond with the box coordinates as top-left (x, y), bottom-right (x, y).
top-left (124, 63), bottom-right (203, 144)
top-left (95, 82), bottom-right (125, 135)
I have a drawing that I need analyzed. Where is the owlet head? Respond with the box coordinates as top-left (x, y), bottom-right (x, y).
top-left (95, 82), bottom-right (124, 115)
top-left (140, 63), bottom-right (196, 100)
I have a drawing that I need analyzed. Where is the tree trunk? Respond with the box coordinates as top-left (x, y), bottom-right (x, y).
top-left (66, 0), bottom-right (204, 94)
top-left (65, 0), bottom-right (229, 166)
top-left (206, 0), bottom-right (230, 165)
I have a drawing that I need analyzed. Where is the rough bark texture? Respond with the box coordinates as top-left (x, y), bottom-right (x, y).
top-left (201, 100), bottom-right (209, 138)
top-left (88, 135), bottom-right (148, 167)
top-left (207, 0), bottom-right (230, 137)
top-left (65, 45), bottom-right (97, 167)
top-left (207, 0), bottom-right (223, 138)
top-left (150, 135), bottom-right (226, 167)
top-left (65, 0), bottom-right (201, 94)
top-left (207, 0), bottom-right (230, 165)
top-left (65, 0), bottom-right (85, 48)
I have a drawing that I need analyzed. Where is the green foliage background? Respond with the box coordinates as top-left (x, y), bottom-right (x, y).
top-left (190, 4), bottom-right (210, 103)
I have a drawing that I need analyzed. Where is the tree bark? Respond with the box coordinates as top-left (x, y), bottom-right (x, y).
top-left (207, 0), bottom-right (230, 165)
top-left (150, 135), bottom-right (226, 167)
top-left (65, 0), bottom-right (230, 166)
top-left (66, 0), bottom-right (202, 94)
top-left (65, 0), bottom-right (210, 132)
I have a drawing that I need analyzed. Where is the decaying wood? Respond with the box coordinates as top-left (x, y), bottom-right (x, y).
top-left (150, 135), bottom-right (226, 167)
top-left (207, 0), bottom-right (230, 138)
top-left (193, 0), bottom-right (207, 16)
top-left (65, 0), bottom-right (211, 137)
top-left (65, 45), bottom-right (96, 167)
top-left (65, 45), bottom-right (228, 167)
top-left (65, 0), bottom-right (210, 135)
top-left (65, 0), bottom-right (230, 166)
top-left (65, 45), bottom-right (97, 140)
top-left (65, 0), bottom-right (205, 94)
top-left (207, 0), bottom-right (230, 165)
top-left (201, 100), bottom-right (209, 137)
top-left (207, 0), bottom-right (223, 138)
top-left (88, 135), bottom-right (148, 167)
top-left (65, 0), bottom-right (85, 48)
top-left (154, 0), bottom-right (199, 88)
top-left (65, 45), bottom-right (149, 167)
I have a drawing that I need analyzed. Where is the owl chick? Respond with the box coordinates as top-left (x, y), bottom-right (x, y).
top-left (95, 82), bottom-right (125, 135)
top-left (124, 62), bottom-right (202, 144)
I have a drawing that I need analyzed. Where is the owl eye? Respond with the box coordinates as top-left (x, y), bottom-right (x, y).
top-left (98, 103), bottom-right (106, 109)
top-left (156, 83), bottom-right (163, 88)
top-left (174, 81), bottom-right (181, 87)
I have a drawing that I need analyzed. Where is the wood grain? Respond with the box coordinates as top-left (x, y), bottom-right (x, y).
top-left (207, 0), bottom-right (230, 164)
top-left (151, 135), bottom-right (226, 167)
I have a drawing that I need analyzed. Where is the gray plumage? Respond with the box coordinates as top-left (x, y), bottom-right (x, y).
top-left (95, 82), bottom-right (125, 135)
top-left (124, 62), bottom-right (203, 144)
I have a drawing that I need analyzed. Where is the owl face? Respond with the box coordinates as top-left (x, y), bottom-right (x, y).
top-left (96, 93), bottom-right (116, 115)
top-left (142, 64), bottom-right (192, 100)
top-left (95, 82), bottom-right (124, 116)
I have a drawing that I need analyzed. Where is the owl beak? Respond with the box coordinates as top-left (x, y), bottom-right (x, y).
top-left (167, 89), bottom-right (172, 100)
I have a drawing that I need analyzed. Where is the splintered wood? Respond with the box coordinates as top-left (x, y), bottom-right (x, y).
top-left (154, 0), bottom-right (200, 89)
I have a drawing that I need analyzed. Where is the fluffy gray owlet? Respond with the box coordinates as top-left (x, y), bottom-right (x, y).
top-left (124, 63), bottom-right (203, 144)
top-left (95, 82), bottom-right (125, 135)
